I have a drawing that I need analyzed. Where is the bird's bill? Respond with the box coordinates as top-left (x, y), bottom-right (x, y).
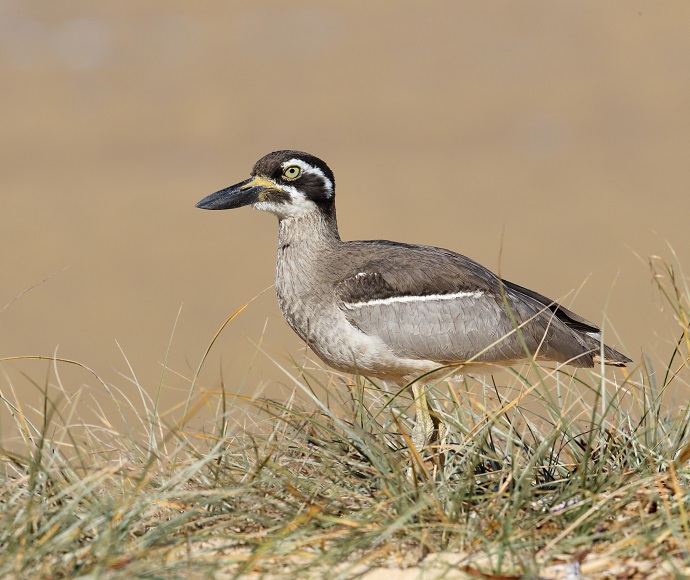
top-left (195, 176), bottom-right (275, 210)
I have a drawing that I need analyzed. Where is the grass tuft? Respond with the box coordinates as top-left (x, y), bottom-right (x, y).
top-left (1, 256), bottom-right (690, 578)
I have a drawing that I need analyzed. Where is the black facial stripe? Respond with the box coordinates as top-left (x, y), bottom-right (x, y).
top-left (292, 173), bottom-right (331, 201)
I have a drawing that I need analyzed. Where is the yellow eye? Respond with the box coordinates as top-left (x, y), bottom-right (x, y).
top-left (283, 165), bottom-right (301, 180)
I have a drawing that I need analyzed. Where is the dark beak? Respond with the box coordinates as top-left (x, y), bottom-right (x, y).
top-left (195, 177), bottom-right (266, 210)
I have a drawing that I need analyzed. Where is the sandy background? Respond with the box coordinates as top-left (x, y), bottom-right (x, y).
top-left (2, 1), bottom-right (690, 423)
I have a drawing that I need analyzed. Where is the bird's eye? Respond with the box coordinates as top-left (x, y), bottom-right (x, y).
top-left (282, 165), bottom-right (301, 180)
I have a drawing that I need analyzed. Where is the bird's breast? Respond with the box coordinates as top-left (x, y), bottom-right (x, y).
top-left (275, 246), bottom-right (329, 342)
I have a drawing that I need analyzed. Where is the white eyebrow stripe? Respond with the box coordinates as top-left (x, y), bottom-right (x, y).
top-left (282, 158), bottom-right (334, 197)
top-left (343, 290), bottom-right (484, 309)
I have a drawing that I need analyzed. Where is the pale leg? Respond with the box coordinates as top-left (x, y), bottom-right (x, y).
top-left (410, 382), bottom-right (449, 455)
top-left (411, 383), bottom-right (435, 450)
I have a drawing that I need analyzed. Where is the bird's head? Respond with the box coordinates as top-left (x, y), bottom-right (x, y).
top-left (196, 150), bottom-right (336, 220)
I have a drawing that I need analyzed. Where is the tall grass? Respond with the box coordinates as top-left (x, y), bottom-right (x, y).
top-left (1, 255), bottom-right (689, 578)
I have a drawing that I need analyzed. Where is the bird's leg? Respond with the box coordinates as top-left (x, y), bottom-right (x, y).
top-left (411, 383), bottom-right (435, 451)
top-left (410, 383), bottom-right (449, 477)
top-left (429, 404), bottom-right (448, 449)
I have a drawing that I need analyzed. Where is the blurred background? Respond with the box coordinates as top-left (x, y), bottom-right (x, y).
top-left (2, 1), bottom-right (690, 422)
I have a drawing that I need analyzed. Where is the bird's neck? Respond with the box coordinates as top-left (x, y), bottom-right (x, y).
top-left (274, 209), bottom-right (341, 341)
top-left (276, 208), bottom-right (341, 249)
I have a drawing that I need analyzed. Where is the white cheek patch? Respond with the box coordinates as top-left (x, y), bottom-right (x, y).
top-left (253, 185), bottom-right (318, 218)
top-left (282, 158), bottom-right (334, 198)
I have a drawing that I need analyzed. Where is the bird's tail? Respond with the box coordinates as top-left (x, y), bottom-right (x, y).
top-left (593, 343), bottom-right (632, 367)
top-left (585, 335), bottom-right (632, 367)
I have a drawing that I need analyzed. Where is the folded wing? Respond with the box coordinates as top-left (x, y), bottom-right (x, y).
top-left (335, 241), bottom-right (623, 368)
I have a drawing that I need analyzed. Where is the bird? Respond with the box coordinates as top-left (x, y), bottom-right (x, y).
top-left (196, 150), bottom-right (631, 451)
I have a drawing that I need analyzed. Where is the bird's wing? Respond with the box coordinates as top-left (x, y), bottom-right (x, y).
top-left (500, 279), bottom-right (601, 334)
top-left (335, 241), bottom-right (592, 366)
